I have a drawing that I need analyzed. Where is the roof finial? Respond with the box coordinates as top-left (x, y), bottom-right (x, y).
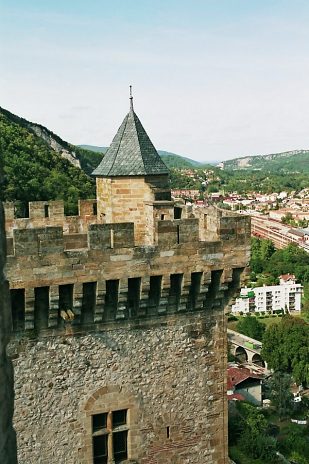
top-left (129, 85), bottom-right (134, 111)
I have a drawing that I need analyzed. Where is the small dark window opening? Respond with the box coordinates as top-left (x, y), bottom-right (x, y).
top-left (93, 435), bottom-right (108, 464)
top-left (176, 224), bottom-right (180, 244)
top-left (188, 272), bottom-right (202, 310)
top-left (93, 413), bottom-right (108, 433)
top-left (104, 280), bottom-right (119, 321)
top-left (15, 201), bottom-right (29, 218)
top-left (161, 214), bottom-right (165, 220)
top-left (81, 282), bottom-right (96, 324)
top-left (10, 288), bottom-right (25, 331)
top-left (223, 268), bottom-right (243, 306)
top-left (204, 214), bottom-right (208, 229)
top-left (149, 275), bottom-right (162, 310)
top-left (113, 409), bottom-right (127, 428)
top-left (44, 204), bottom-right (49, 218)
top-left (59, 284), bottom-right (73, 310)
top-left (169, 274), bottom-right (183, 310)
top-left (105, 280), bottom-right (119, 307)
top-left (58, 284), bottom-right (73, 323)
top-left (113, 430), bottom-right (128, 463)
top-left (204, 270), bottom-right (223, 310)
top-left (174, 207), bottom-right (182, 219)
top-left (167, 426), bottom-right (170, 439)
top-left (34, 286), bottom-right (49, 330)
top-left (127, 278), bottom-right (141, 317)
top-left (93, 202), bottom-right (97, 215)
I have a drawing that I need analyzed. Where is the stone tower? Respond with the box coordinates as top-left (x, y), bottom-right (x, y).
top-left (93, 95), bottom-right (171, 245)
top-left (4, 96), bottom-right (250, 464)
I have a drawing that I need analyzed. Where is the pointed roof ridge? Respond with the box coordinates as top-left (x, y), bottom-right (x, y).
top-left (92, 99), bottom-right (169, 177)
top-left (131, 109), bottom-right (162, 174)
top-left (103, 112), bottom-right (130, 176)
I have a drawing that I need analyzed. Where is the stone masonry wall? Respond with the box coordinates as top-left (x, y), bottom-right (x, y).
top-left (96, 176), bottom-right (171, 246)
top-left (5, 201), bottom-right (250, 464)
top-left (11, 311), bottom-right (227, 464)
top-left (0, 201), bottom-right (17, 464)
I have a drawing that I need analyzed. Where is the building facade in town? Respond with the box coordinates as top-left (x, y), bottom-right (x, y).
top-left (4, 98), bottom-right (250, 464)
top-left (231, 274), bottom-right (302, 314)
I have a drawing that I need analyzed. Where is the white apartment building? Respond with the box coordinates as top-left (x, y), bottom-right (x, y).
top-left (231, 274), bottom-right (303, 314)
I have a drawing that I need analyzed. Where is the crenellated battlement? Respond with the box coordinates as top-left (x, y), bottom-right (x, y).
top-left (4, 199), bottom-right (98, 235)
top-left (5, 200), bottom-right (250, 335)
top-left (5, 200), bottom-right (250, 257)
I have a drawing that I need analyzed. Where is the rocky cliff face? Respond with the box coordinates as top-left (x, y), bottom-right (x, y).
top-left (0, 106), bottom-right (82, 170)
top-left (0, 202), bottom-right (17, 464)
top-left (222, 149), bottom-right (309, 171)
top-left (30, 125), bottom-right (81, 168)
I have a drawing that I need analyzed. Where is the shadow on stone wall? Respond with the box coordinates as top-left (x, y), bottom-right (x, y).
top-left (0, 196), bottom-right (17, 463)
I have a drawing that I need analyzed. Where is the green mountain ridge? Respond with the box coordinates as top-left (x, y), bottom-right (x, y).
top-left (78, 145), bottom-right (207, 169)
top-left (222, 149), bottom-right (309, 172)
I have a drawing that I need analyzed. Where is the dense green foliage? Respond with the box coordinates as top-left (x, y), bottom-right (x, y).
top-left (250, 238), bottom-right (309, 292)
top-left (236, 315), bottom-right (266, 341)
top-left (250, 238), bottom-right (276, 276)
top-left (158, 150), bottom-right (203, 169)
top-left (229, 397), bottom-right (309, 463)
top-left (170, 169), bottom-right (201, 189)
top-left (73, 145), bottom-right (103, 175)
top-left (262, 316), bottom-right (309, 384)
top-left (279, 423), bottom-right (309, 463)
top-left (229, 402), bottom-right (277, 462)
top-left (219, 168), bottom-right (309, 193)
top-left (0, 107), bottom-right (95, 215)
top-left (169, 163), bottom-right (309, 193)
top-left (265, 372), bottom-right (293, 419)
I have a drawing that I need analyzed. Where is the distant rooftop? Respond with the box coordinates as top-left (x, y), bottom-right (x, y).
top-left (227, 367), bottom-right (262, 390)
top-left (279, 273), bottom-right (296, 282)
top-left (92, 92), bottom-right (169, 177)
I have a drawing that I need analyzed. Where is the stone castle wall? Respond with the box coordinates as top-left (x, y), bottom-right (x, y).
top-left (11, 312), bottom-right (227, 464)
top-left (96, 175), bottom-right (171, 246)
top-left (0, 202), bottom-right (17, 464)
top-left (5, 198), bottom-right (250, 464)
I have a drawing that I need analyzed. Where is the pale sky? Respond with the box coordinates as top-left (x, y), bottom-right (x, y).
top-left (1, 0), bottom-right (309, 162)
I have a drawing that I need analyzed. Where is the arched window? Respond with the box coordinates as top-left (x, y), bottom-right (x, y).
top-left (81, 386), bottom-right (140, 464)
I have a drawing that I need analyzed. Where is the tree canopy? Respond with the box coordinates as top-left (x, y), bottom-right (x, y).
top-left (237, 316), bottom-right (266, 341)
top-left (231, 402), bottom-right (277, 461)
top-left (250, 239), bottom-right (309, 301)
top-left (261, 316), bottom-right (309, 384)
top-left (265, 372), bottom-right (293, 419)
top-left (250, 237), bottom-right (276, 275)
top-left (0, 108), bottom-right (95, 215)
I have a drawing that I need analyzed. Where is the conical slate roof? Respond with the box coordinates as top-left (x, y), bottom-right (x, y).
top-left (92, 102), bottom-right (169, 177)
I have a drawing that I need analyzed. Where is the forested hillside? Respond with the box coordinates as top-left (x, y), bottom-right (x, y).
top-left (222, 150), bottom-right (309, 172)
top-left (0, 107), bottom-right (95, 215)
top-left (2, 105), bottom-right (309, 216)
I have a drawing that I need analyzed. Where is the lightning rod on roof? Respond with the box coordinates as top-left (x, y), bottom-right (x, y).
top-left (130, 85), bottom-right (134, 110)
